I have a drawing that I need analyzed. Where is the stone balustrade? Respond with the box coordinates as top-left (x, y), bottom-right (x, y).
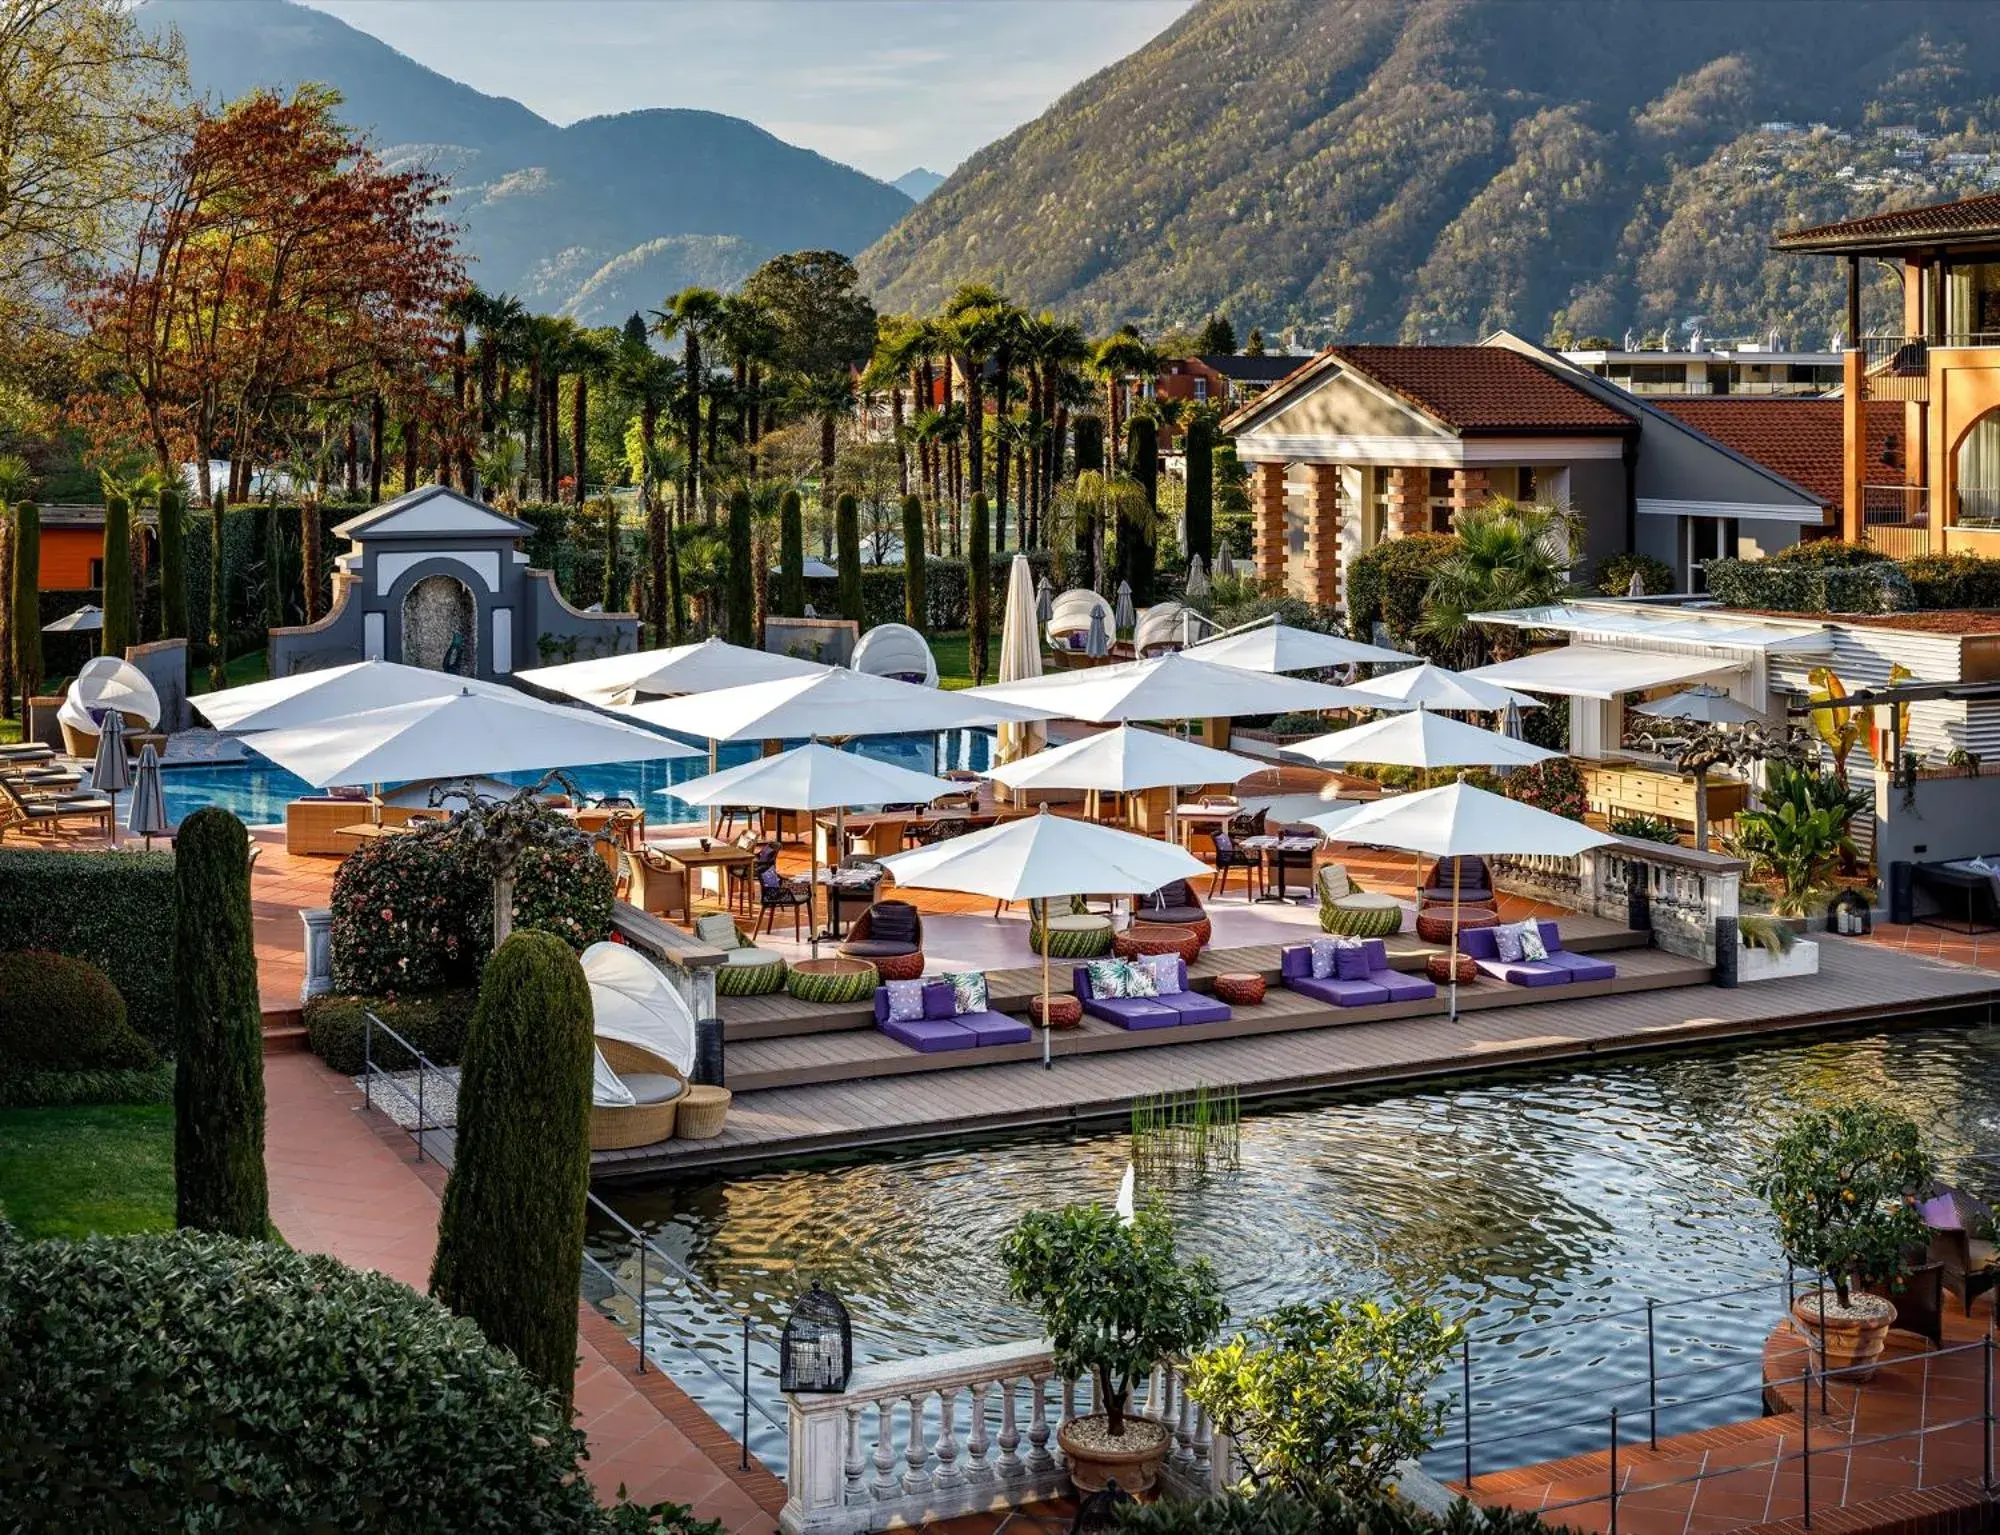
top-left (780, 1342), bottom-right (1224, 1535)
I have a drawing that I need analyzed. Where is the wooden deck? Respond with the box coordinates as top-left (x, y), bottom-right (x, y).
top-left (596, 938), bottom-right (2000, 1180)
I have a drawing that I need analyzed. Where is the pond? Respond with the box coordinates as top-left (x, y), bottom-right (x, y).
top-left (586, 1023), bottom-right (2000, 1476)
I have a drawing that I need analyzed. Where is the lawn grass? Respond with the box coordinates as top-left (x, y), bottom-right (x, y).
top-left (0, 1103), bottom-right (176, 1240)
top-left (190, 647), bottom-right (269, 695)
top-left (932, 629), bottom-right (1005, 690)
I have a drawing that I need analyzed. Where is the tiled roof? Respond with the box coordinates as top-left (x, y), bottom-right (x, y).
top-left (1774, 192), bottom-right (2000, 251)
top-left (1325, 345), bottom-right (1632, 434)
top-left (1649, 397), bottom-right (1900, 509)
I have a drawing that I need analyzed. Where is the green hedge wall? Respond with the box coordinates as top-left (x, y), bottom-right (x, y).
top-left (776, 551), bottom-right (1053, 631)
top-left (1345, 534), bottom-right (1458, 655)
top-left (0, 849), bottom-right (177, 1049)
top-left (1703, 557), bottom-right (1917, 614)
top-left (1898, 552), bottom-right (2000, 608)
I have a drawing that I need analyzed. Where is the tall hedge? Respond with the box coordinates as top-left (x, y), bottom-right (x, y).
top-left (1184, 416), bottom-right (1215, 568)
top-left (1346, 533), bottom-right (1458, 655)
top-left (774, 550), bottom-right (1053, 633)
top-left (9, 502), bottom-right (38, 704)
top-left (1123, 416), bottom-right (1159, 603)
top-left (157, 484), bottom-right (187, 639)
top-left (431, 931), bottom-right (593, 1409)
top-left (900, 492), bottom-right (926, 627)
top-left (967, 492), bottom-right (992, 684)
top-left (100, 491), bottom-right (132, 656)
top-left (724, 488), bottom-right (754, 645)
top-left (0, 848), bottom-right (176, 1047)
top-left (776, 487), bottom-right (805, 616)
top-left (172, 808), bottom-right (268, 1239)
top-left (1074, 414), bottom-right (1105, 475)
top-left (206, 496), bottom-right (228, 688)
top-left (835, 491), bottom-right (864, 623)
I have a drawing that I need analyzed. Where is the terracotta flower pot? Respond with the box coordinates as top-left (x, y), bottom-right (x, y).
top-left (1057, 1412), bottom-right (1172, 1495)
top-left (1791, 1289), bottom-right (1896, 1381)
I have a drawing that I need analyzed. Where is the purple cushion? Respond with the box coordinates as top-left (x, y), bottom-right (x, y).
top-left (1288, 974), bottom-right (1392, 1007)
top-left (880, 1016), bottom-right (978, 1052)
top-left (1334, 944), bottom-right (1371, 982)
top-left (1161, 993), bottom-right (1232, 1025)
top-left (1375, 970), bottom-right (1439, 1003)
top-left (1460, 927), bottom-right (1502, 961)
top-left (1474, 958), bottom-right (1571, 988)
top-left (1082, 996), bottom-right (1183, 1029)
top-left (922, 979), bottom-right (957, 1019)
top-left (1360, 939), bottom-right (1391, 971)
top-left (955, 1009), bottom-right (1034, 1045)
top-left (1279, 946), bottom-right (1312, 981)
top-left (1546, 950), bottom-right (1616, 982)
top-left (1537, 920), bottom-right (1565, 953)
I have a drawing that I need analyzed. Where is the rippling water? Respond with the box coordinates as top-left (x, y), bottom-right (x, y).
top-left (588, 1023), bottom-right (2000, 1472)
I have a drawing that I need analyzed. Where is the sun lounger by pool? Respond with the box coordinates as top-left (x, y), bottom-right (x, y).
top-left (1280, 938), bottom-right (1437, 1007)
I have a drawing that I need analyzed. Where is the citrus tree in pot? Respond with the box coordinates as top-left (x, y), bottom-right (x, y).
top-left (1002, 1200), bottom-right (1226, 1494)
top-left (1753, 1102), bottom-right (1934, 1379)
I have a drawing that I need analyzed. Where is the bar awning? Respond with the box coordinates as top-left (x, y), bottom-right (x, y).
top-left (1467, 603), bottom-right (1837, 655)
top-left (1463, 646), bottom-right (1744, 701)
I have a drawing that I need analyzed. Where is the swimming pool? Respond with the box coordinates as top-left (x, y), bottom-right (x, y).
top-left (156, 729), bottom-right (997, 825)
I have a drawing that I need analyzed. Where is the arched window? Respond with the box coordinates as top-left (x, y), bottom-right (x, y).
top-left (1955, 409), bottom-right (2000, 525)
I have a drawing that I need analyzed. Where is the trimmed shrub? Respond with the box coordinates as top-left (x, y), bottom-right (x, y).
top-left (901, 492), bottom-right (926, 626)
top-left (303, 989), bottom-right (478, 1074)
top-left (777, 487), bottom-right (805, 616)
top-left (100, 491), bottom-right (132, 655)
top-left (835, 491), bottom-right (864, 622)
top-left (780, 550), bottom-right (1053, 633)
top-left (1346, 534), bottom-right (1458, 653)
top-left (0, 848), bottom-right (176, 1049)
top-left (10, 502), bottom-right (40, 702)
top-left (725, 488), bottom-right (754, 645)
top-left (1506, 757), bottom-right (1587, 822)
top-left (172, 807), bottom-right (266, 1240)
top-left (158, 483), bottom-right (187, 639)
top-left (1184, 415), bottom-right (1215, 567)
top-left (1113, 1489), bottom-right (1566, 1535)
top-left (0, 1226), bottom-right (712, 1532)
top-left (967, 493), bottom-right (991, 684)
top-left (1703, 557), bottom-right (1916, 614)
top-left (0, 1062), bottom-right (172, 1109)
top-left (431, 932), bottom-right (593, 1409)
top-left (0, 951), bottom-right (156, 1072)
top-left (1073, 414), bottom-right (1104, 475)
top-left (1770, 538), bottom-right (1891, 567)
top-left (1596, 551), bottom-right (1674, 597)
top-left (1123, 416), bottom-right (1159, 602)
top-left (1899, 551), bottom-right (2000, 608)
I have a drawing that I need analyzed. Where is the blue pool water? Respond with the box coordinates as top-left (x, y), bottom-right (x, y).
top-left (158, 730), bottom-right (996, 825)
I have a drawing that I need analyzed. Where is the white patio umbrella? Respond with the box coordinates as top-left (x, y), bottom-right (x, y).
top-left (880, 807), bottom-right (1210, 1067)
top-left (1114, 581), bottom-right (1136, 633)
top-left (983, 723), bottom-right (1263, 834)
top-left (244, 687), bottom-right (698, 789)
top-left (1290, 710), bottom-right (1557, 772)
top-left (621, 666), bottom-right (1055, 743)
top-left (1632, 685), bottom-right (1763, 727)
top-left (1185, 556), bottom-right (1209, 599)
top-left (92, 709), bottom-right (131, 844)
top-left (518, 636), bottom-right (827, 707)
top-left (1188, 618), bottom-right (1414, 672)
top-left (996, 555), bottom-right (1047, 766)
top-left (1305, 780), bottom-right (1614, 1019)
top-left (43, 604), bottom-right (103, 633)
top-left (125, 742), bottom-right (170, 849)
top-left (967, 650), bottom-right (1376, 724)
top-left (196, 658), bottom-right (517, 733)
top-left (582, 941), bottom-right (697, 1075)
top-left (1344, 661), bottom-right (1542, 714)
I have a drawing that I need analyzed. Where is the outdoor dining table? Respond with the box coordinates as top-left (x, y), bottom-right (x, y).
top-left (656, 839), bottom-right (755, 908)
top-left (1243, 833), bottom-right (1319, 903)
top-left (1172, 803), bottom-right (1240, 848)
top-left (812, 863), bottom-right (886, 939)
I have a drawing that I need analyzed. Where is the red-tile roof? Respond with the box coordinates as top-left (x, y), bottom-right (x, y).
top-left (1648, 397), bottom-right (1900, 509)
top-left (1324, 345), bottom-right (1632, 434)
top-left (1774, 191), bottom-right (2000, 252)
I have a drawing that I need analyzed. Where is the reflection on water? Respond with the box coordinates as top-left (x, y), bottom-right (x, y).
top-left (590, 1025), bottom-right (2000, 1471)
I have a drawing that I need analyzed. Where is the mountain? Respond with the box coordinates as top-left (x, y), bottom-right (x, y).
top-left (859, 0), bottom-right (2000, 345)
top-left (143, 0), bottom-right (912, 321)
top-left (891, 168), bottom-right (946, 202)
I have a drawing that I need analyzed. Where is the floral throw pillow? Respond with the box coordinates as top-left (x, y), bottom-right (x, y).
top-left (1120, 959), bottom-right (1160, 998)
top-left (1493, 923), bottom-right (1525, 963)
top-left (1085, 958), bottom-right (1127, 998)
top-left (944, 970), bottom-right (989, 1014)
top-left (1309, 938), bottom-right (1341, 980)
top-left (1518, 921), bottom-right (1550, 962)
top-left (883, 978), bottom-right (928, 1023)
top-left (1140, 954), bottom-right (1181, 995)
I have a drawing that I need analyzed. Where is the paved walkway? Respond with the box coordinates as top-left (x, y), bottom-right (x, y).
top-left (263, 1050), bottom-right (782, 1530)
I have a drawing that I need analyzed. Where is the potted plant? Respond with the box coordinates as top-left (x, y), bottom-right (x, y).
top-left (1754, 1103), bottom-right (1934, 1379)
top-left (1002, 1200), bottom-right (1226, 1494)
top-left (1738, 914), bottom-right (1819, 981)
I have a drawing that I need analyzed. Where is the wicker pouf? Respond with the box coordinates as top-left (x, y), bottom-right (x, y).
top-left (675, 1084), bottom-right (732, 1139)
top-left (865, 950), bottom-right (926, 982)
top-left (787, 957), bottom-right (878, 1005)
top-left (1115, 924), bottom-right (1202, 966)
top-left (1321, 894), bottom-right (1404, 938)
top-left (1415, 904), bottom-right (1497, 944)
top-left (1036, 913), bottom-right (1114, 958)
top-left (1031, 994), bottom-right (1083, 1028)
top-left (1212, 972), bottom-right (1266, 1006)
top-left (1427, 951), bottom-right (1478, 985)
top-left (716, 954), bottom-right (788, 996)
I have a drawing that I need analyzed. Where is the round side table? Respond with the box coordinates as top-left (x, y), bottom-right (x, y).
top-left (1426, 951), bottom-right (1478, 986)
top-left (787, 957), bottom-right (878, 1004)
top-left (675, 1084), bottom-right (732, 1139)
top-left (1212, 972), bottom-right (1266, 1006)
top-left (1115, 923), bottom-right (1202, 966)
top-left (1031, 994), bottom-right (1083, 1028)
top-left (1036, 913), bottom-right (1114, 958)
top-left (1416, 904), bottom-right (1498, 944)
top-left (866, 950), bottom-right (926, 982)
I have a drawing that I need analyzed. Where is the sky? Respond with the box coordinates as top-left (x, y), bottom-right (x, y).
top-left (297, 0), bottom-right (1197, 182)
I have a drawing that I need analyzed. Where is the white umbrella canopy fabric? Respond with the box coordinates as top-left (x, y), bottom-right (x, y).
top-left (984, 724), bottom-right (1263, 794)
top-left (1632, 685), bottom-right (1764, 727)
top-left (881, 804), bottom-right (1209, 903)
top-left (245, 687), bottom-right (698, 789)
top-left (582, 941), bottom-right (696, 1076)
top-left (518, 636), bottom-right (828, 707)
top-left (43, 604), bottom-right (103, 633)
top-left (665, 740), bottom-right (957, 811)
top-left (196, 658), bottom-right (518, 732)
top-left (125, 743), bottom-right (170, 847)
top-left (621, 665), bottom-right (1056, 743)
top-left (966, 651), bottom-right (1376, 724)
top-left (997, 556), bottom-right (1048, 764)
top-left (1345, 661), bottom-right (1542, 713)
top-left (1290, 710), bottom-right (1558, 770)
top-left (1188, 621), bottom-right (1414, 673)
top-left (68, 655), bottom-right (162, 727)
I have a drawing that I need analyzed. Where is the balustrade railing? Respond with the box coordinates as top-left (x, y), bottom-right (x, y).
top-left (1493, 835), bottom-right (1744, 980)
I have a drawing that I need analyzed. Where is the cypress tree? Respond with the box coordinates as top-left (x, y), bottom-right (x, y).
top-left (665, 521), bottom-right (686, 644)
top-left (207, 496), bottom-right (228, 692)
top-left (725, 488), bottom-right (754, 645)
top-left (262, 505), bottom-right (284, 631)
top-left (967, 492), bottom-right (991, 685)
top-left (776, 488), bottom-right (805, 616)
top-left (11, 502), bottom-right (40, 707)
top-left (1073, 415), bottom-right (1104, 475)
top-left (1125, 416), bottom-right (1159, 604)
top-left (835, 491), bottom-right (863, 623)
top-left (1184, 416), bottom-right (1215, 569)
top-left (101, 491), bottom-right (132, 656)
top-left (900, 493), bottom-right (926, 628)
top-left (159, 484), bottom-right (188, 639)
top-left (173, 807), bottom-right (268, 1239)
top-left (599, 498), bottom-right (620, 613)
top-left (431, 930), bottom-right (593, 1410)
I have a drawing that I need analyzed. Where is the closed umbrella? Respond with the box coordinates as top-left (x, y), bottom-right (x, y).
top-left (1627, 569), bottom-right (1647, 598)
top-left (125, 743), bottom-right (170, 850)
top-left (1185, 556), bottom-right (1209, 599)
top-left (1034, 574), bottom-right (1055, 624)
top-left (1501, 700), bottom-right (1524, 740)
top-left (1085, 608), bottom-right (1110, 659)
top-left (91, 709), bottom-right (131, 845)
top-left (1215, 547), bottom-right (1236, 582)
top-left (996, 554), bottom-right (1047, 766)
top-left (880, 808), bottom-right (1209, 1067)
top-left (1114, 581), bottom-right (1135, 633)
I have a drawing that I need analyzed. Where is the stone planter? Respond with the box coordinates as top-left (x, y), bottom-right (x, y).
top-left (1791, 1288), bottom-right (1896, 1380)
top-left (1741, 937), bottom-right (1819, 982)
top-left (1057, 1412), bottom-right (1173, 1495)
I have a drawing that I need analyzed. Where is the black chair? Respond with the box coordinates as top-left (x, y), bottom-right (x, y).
top-left (757, 863), bottom-right (813, 940)
top-left (830, 855), bottom-right (885, 933)
top-left (914, 817), bottom-right (970, 847)
top-left (1208, 829), bottom-right (1263, 900)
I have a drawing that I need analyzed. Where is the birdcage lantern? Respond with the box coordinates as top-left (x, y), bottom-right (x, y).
top-left (1826, 888), bottom-right (1873, 936)
top-left (779, 1281), bottom-right (852, 1393)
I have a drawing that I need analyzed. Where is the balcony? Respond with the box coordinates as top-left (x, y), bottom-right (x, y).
top-left (1859, 333), bottom-right (2000, 403)
top-left (1862, 483), bottom-right (1930, 558)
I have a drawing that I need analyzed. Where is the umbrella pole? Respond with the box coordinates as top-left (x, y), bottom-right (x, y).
top-left (1448, 860), bottom-right (1462, 1022)
top-left (1039, 898), bottom-right (1053, 1070)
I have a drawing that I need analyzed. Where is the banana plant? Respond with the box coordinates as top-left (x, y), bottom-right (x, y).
top-left (1806, 666), bottom-right (1861, 783)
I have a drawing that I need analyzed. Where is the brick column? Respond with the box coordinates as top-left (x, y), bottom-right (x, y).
top-left (1303, 464), bottom-right (1342, 607)
top-left (1449, 466), bottom-right (1490, 519)
top-left (1386, 466), bottom-right (1428, 537)
top-left (1251, 460), bottom-right (1288, 589)
top-left (1842, 350), bottom-right (1866, 542)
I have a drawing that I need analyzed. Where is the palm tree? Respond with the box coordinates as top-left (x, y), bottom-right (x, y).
top-left (1090, 331), bottom-right (1160, 475)
top-left (651, 287), bottom-right (727, 520)
top-left (868, 314), bottom-right (923, 500)
top-left (568, 327), bottom-right (616, 507)
top-left (718, 294), bottom-right (779, 457)
top-left (521, 314), bottom-right (571, 501)
top-left (1053, 470), bottom-right (1148, 594)
top-left (1417, 498), bottom-right (1580, 666)
top-left (1026, 315), bottom-right (1089, 545)
top-left (472, 289), bottom-right (525, 462)
top-left (941, 284), bottom-right (1006, 507)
